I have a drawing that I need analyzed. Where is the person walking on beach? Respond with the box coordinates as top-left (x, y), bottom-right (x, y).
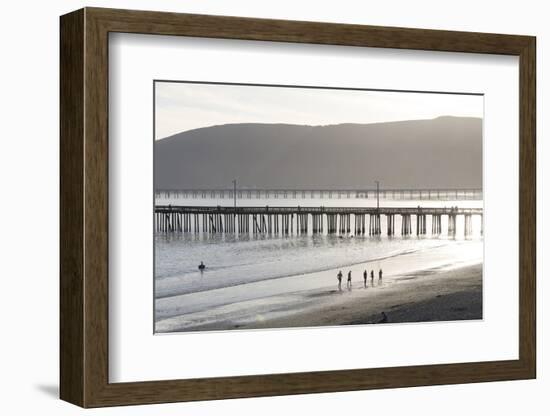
top-left (363, 270), bottom-right (368, 287)
top-left (337, 270), bottom-right (343, 290)
top-left (347, 270), bottom-right (352, 288)
top-left (370, 270), bottom-right (374, 284)
top-left (379, 268), bottom-right (383, 280)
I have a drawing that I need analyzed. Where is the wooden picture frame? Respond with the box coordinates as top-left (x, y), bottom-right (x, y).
top-left (60, 7), bottom-right (536, 408)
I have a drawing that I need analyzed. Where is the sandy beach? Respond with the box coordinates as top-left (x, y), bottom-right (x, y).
top-left (249, 263), bottom-right (482, 330)
top-left (156, 257), bottom-right (482, 333)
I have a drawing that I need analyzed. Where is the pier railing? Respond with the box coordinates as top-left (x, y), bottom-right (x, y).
top-left (155, 188), bottom-right (482, 201)
top-left (154, 205), bottom-right (483, 237)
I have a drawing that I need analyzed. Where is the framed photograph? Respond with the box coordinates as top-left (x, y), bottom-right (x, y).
top-left (60, 7), bottom-right (536, 407)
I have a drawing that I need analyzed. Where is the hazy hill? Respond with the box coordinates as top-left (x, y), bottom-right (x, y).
top-left (154, 116), bottom-right (482, 190)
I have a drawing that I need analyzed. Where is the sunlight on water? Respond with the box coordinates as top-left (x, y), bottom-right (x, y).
top-left (154, 197), bottom-right (483, 301)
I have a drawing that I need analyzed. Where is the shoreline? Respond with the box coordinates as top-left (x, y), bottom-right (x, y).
top-left (229, 263), bottom-right (482, 331)
top-left (156, 261), bottom-right (482, 333)
top-left (155, 242), bottom-right (437, 300)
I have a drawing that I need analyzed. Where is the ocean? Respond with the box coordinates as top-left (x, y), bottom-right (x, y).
top-left (154, 196), bottom-right (483, 331)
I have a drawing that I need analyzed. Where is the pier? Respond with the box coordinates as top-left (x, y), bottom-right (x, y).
top-left (156, 188), bottom-right (482, 201)
top-left (155, 205), bottom-right (483, 237)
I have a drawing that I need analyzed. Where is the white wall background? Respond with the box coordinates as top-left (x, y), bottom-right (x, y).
top-left (0, 0), bottom-right (545, 414)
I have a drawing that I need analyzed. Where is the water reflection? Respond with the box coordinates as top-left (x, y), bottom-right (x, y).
top-left (154, 198), bottom-right (483, 301)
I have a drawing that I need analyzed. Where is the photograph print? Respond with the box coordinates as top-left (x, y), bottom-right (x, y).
top-left (153, 81), bottom-right (483, 334)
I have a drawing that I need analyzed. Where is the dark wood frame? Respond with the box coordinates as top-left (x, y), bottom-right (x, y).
top-left (60, 7), bottom-right (536, 408)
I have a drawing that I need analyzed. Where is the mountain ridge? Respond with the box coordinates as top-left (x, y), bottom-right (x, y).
top-left (154, 117), bottom-right (482, 190)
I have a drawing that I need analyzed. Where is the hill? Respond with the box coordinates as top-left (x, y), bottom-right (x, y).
top-left (154, 116), bottom-right (482, 189)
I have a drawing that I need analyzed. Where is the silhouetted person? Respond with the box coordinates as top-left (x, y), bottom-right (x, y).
top-left (379, 269), bottom-right (383, 280)
top-left (363, 270), bottom-right (368, 287)
top-left (370, 270), bottom-right (374, 284)
top-left (337, 270), bottom-right (343, 290)
top-left (378, 312), bottom-right (388, 323)
top-left (198, 261), bottom-right (206, 271)
top-left (347, 271), bottom-right (352, 288)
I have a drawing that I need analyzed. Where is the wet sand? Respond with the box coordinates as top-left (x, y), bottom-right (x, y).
top-left (241, 263), bottom-right (482, 330)
top-left (157, 262), bottom-right (482, 332)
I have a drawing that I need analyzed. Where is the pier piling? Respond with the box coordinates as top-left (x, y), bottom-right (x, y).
top-left (155, 205), bottom-right (482, 239)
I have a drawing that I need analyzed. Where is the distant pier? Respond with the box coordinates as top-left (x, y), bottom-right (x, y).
top-left (156, 188), bottom-right (482, 201)
top-left (155, 205), bottom-right (483, 237)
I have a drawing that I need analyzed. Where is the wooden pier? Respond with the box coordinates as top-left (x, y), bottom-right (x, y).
top-left (156, 188), bottom-right (482, 201)
top-left (155, 205), bottom-right (483, 237)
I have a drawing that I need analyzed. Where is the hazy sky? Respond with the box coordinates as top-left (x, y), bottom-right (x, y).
top-left (155, 81), bottom-right (483, 140)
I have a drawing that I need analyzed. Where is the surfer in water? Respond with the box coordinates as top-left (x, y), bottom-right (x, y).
top-left (198, 261), bottom-right (206, 271)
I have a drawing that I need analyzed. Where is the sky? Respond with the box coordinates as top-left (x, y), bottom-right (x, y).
top-left (155, 81), bottom-right (483, 140)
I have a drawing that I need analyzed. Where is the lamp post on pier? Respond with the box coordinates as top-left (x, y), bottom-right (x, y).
top-left (375, 180), bottom-right (380, 210)
top-left (232, 179), bottom-right (237, 214)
